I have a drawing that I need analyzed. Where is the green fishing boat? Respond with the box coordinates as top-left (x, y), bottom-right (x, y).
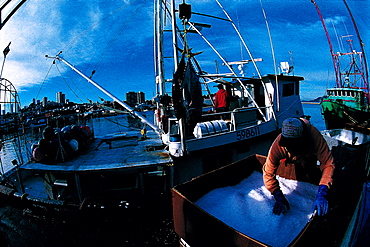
top-left (313, 0), bottom-right (369, 132)
top-left (321, 88), bottom-right (370, 130)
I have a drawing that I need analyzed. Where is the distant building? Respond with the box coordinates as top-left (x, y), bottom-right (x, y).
top-left (126, 92), bottom-right (136, 106)
top-left (137, 91), bottom-right (145, 104)
top-left (42, 97), bottom-right (48, 107)
top-left (56, 92), bottom-right (65, 104)
top-left (126, 91), bottom-right (146, 106)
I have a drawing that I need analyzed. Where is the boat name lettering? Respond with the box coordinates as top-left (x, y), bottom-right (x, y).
top-left (236, 127), bottom-right (260, 140)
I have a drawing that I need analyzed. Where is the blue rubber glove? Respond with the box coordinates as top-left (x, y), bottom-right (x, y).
top-left (272, 189), bottom-right (290, 215)
top-left (312, 185), bottom-right (329, 216)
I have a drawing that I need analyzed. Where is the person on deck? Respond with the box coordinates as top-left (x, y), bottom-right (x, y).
top-left (263, 117), bottom-right (335, 216)
top-left (214, 84), bottom-right (229, 113)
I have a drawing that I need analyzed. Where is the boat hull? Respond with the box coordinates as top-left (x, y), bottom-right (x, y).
top-left (172, 128), bottom-right (278, 185)
top-left (0, 131), bottom-right (173, 212)
top-left (320, 89), bottom-right (370, 131)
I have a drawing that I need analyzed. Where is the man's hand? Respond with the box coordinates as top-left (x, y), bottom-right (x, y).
top-left (272, 189), bottom-right (290, 215)
top-left (312, 185), bottom-right (329, 216)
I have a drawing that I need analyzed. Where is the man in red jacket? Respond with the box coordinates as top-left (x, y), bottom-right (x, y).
top-left (263, 117), bottom-right (335, 216)
top-left (214, 84), bottom-right (229, 113)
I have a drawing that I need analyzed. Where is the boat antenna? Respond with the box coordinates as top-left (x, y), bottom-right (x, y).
top-left (46, 52), bottom-right (163, 135)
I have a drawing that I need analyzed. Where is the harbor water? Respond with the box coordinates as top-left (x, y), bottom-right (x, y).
top-left (0, 105), bottom-right (323, 176)
top-left (302, 103), bottom-right (325, 131)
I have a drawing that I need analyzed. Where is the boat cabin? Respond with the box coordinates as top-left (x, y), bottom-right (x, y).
top-left (325, 88), bottom-right (369, 110)
top-left (164, 74), bottom-right (304, 156)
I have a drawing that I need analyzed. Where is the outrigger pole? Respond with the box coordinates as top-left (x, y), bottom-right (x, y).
top-left (46, 52), bottom-right (163, 135)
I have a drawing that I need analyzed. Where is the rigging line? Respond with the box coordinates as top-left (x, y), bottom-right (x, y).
top-left (214, 0), bottom-right (271, 121)
top-left (92, 108), bottom-right (141, 131)
top-left (93, 0), bottom-right (149, 72)
top-left (188, 22), bottom-right (267, 122)
top-left (104, 116), bottom-right (140, 131)
top-left (215, 0), bottom-right (262, 80)
top-left (57, 60), bottom-right (105, 103)
top-left (112, 114), bottom-right (123, 133)
top-left (331, 20), bottom-right (343, 52)
top-left (56, 59), bottom-right (101, 102)
top-left (55, 62), bottom-right (86, 103)
top-left (35, 61), bottom-right (55, 101)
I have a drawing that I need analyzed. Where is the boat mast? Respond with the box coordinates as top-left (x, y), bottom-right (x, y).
top-left (155, 0), bottom-right (165, 96)
top-left (311, 0), bottom-right (341, 88)
top-left (46, 53), bottom-right (163, 134)
top-left (170, 0), bottom-right (179, 70)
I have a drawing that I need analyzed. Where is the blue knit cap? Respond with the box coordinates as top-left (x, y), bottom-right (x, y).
top-left (282, 118), bottom-right (303, 138)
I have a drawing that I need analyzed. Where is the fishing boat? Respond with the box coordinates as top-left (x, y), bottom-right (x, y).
top-left (0, 0), bottom-right (306, 224)
top-left (172, 129), bottom-right (370, 246)
top-left (0, 0), bottom-right (306, 211)
top-left (0, 3), bottom-right (174, 220)
top-left (152, 0), bottom-right (305, 184)
top-left (313, 0), bottom-right (370, 133)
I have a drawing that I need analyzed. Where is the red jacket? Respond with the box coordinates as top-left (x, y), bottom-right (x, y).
top-left (263, 119), bottom-right (335, 193)
top-left (214, 89), bottom-right (229, 108)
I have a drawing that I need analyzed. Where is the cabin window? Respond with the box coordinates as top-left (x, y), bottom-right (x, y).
top-left (282, 83), bottom-right (295, 97)
top-left (170, 121), bottom-right (179, 135)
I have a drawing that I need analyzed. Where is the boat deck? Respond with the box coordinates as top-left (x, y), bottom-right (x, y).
top-left (22, 175), bottom-right (50, 199)
top-left (20, 131), bottom-right (172, 173)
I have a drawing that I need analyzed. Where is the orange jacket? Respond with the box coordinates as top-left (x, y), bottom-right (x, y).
top-left (263, 119), bottom-right (335, 193)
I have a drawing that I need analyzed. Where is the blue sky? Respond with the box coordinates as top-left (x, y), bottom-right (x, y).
top-left (0, 0), bottom-right (368, 107)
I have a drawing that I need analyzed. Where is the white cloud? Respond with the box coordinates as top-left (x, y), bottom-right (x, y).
top-left (1, 60), bottom-right (46, 89)
top-left (0, 1), bottom-right (65, 91)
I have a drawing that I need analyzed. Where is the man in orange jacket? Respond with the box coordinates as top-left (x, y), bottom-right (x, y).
top-left (263, 117), bottom-right (335, 216)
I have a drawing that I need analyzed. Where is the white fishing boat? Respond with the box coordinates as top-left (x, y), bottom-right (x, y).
top-left (0, 0), bottom-right (307, 210)
top-left (152, 0), bottom-right (304, 184)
